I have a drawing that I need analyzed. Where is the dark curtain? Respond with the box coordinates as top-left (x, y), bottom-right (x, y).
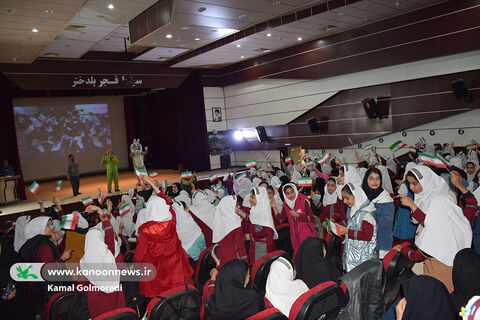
top-left (0, 74), bottom-right (26, 199)
top-left (123, 71), bottom-right (210, 172)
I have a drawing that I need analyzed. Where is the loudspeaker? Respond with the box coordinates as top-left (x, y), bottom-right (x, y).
top-left (451, 78), bottom-right (473, 102)
top-left (255, 126), bottom-right (268, 142)
top-left (362, 98), bottom-right (379, 119)
top-left (307, 118), bottom-right (321, 133)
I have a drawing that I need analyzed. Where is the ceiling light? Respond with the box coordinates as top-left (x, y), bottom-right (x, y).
top-left (44, 9), bottom-right (54, 13)
top-left (395, 1), bottom-right (401, 6)
top-left (166, 34), bottom-right (172, 38)
top-left (194, 37), bottom-right (200, 41)
top-left (238, 14), bottom-right (247, 19)
top-left (108, 4), bottom-right (114, 10)
top-left (240, 56), bottom-right (245, 58)
top-left (180, 26), bottom-right (190, 30)
top-left (285, 143), bottom-right (291, 146)
top-left (236, 44), bottom-right (241, 48)
top-left (338, 12), bottom-right (344, 15)
top-left (297, 37), bottom-right (302, 41)
top-left (272, 0), bottom-right (281, 5)
top-left (362, 18), bottom-right (368, 21)
top-left (233, 130), bottom-right (244, 141)
top-left (198, 7), bottom-right (206, 12)
top-left (32, 28), bottom-right (38, 32)
top-left (267, 33), bottom-right (271, 37)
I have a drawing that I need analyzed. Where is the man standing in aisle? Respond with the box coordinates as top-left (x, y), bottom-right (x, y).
top-left (66, 153), bottom-right (80, 196)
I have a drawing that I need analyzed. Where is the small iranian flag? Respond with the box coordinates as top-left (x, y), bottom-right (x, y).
top-left (28, 181), bottom-right (40, 194)
top-left (267, 163), bottom-right (272, 169)
top-left (162, 180), bottom-right (168, 193)
top-left (119, 202), bottom-right (130, 216)
top-left (415, 141), bottom-right (422, 148)
top-left (134, 167), bottom-right (147, 177)
top-left (473, 139), bottom-right (480, 147)
top-left (326, 219), bottom-right (341, 236)
top-left (236, 172), bottom-right (247, 181)
top-left (149, 171), bottom-right (158, 178)
top-left (419, 137), bottom-right (427, 146)
top-left (98, 191), bottom-right (106, 206)
top-left (317, 152), bottom-right (331, 164)
top-left (364, 144), bottom-right (374, 151)
top-left (265, 153), bottom-right (271, 160)
top-left (418, 153), bottom-right (446, 168)
top-left (209, 173), bottom-right (218, 182)
top-left (436, 152), bottom-right (451, 167)
top-left (285, 156), bottom-right (292, 164)
top-left (181, 171), bottom-right (193, 179)
top-left (306, 160), bottom-right (314, 167)
top-left (245, 161), bottom-right (257, 168)
top-left (390, 140), bottom-right (407, 152)
top-left (467, 144), bottom-right (477, 151)
top-left (274, 183), bottom-right (282, 191)
top-left (298, 177), bottom-right (313, 187)
top-left (81, 196), bottom-right (94, 207)
top-left (60, 213), bottom-right (79, 230)
top-left (54, 180), bottom-right (62, 191)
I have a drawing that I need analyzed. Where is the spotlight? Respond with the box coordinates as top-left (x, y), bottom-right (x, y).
top-left (233, 130), bottom-right (244, 141)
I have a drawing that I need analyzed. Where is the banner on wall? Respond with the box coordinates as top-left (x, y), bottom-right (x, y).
top-left (208, 134), bottom-right (231, 156)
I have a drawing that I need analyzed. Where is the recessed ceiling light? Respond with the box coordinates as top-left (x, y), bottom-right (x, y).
top-left (285, 143), bottom-right (291, 146)
top-left (194, 37), bottom-right (200, 41)
top-left (297, 37), bottom-right (302, 41)
top-left (272, 0), bottom-right (281, 5)
top-left (166, 34), bottom-right (172, 38)
top-left (238, 14), bottom-right (247, 19)
top-left (108, 4), bottom-right (114, 10)
top-left (236, 44), bottom-right (241, 48)
top-left (44, 9), bottom-right (54, 13)
top-left (241, 56), bottom-right (245, 58)
top-left (362, 18), bottom-right (368, 21)
top-left (198, 7), bottom-right (206, 12)
top-left (32, 28), bottom-right (38, 32)
top-left (181, 26), bottom-right (190, 30)
top-left (395, 1), bottom-right (401, 6)
top-left (338, 12), bottom-right (344, 15)
top-left (267, 33), bottom-right (271, 37)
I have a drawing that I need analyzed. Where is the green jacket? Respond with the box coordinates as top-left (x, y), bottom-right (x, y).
top-left (101, 155), bottom-right (119, 171)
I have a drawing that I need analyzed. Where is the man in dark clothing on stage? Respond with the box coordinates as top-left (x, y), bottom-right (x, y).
top-left (66, 154), bottom-right (80, 196)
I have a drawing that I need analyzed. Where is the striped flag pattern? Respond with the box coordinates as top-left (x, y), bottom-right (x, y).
top-left (245, 161), bottom-right (257, 168)
top-left (149, 171), bottom-right (158, 178)
top-left (326, 219), bottom-right (341, 236)
top-left (298, 177), bottom-right (313, 187)
top-left (317, 152), bottom-right (331, 164)
top-left (60, 213), bottom-right (79, 230)
top-left (390, 140), bottom-right (407, 152)
top-left (285, 156), bottom-right (292, 164)
top-left (81, 196), bottom-right (94, 207)
top-left (181, 171), bottom-right (193, 179)
top-left (98, 191), bottom-right (106, 206)
top-left (28, 181), bottom-right (40, 194)
top-left (265, 153), bottom-right (270, 160)
top-left (418, 153), bottom-right (447, 168)
top-left (54, 180), bottom-right (62, 191)
top-left (209, 173), bottom-right (218, 182)
top-left (119, 202), bottom-right (131, 216)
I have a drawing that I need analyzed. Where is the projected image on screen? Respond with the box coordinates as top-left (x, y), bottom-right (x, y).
top-left (14, 104), bottom-right (111, 161)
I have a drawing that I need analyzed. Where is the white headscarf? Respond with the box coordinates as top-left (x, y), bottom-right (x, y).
top-left (249, 187), bottom-right (278, 239)
top-left (346, 183), bottom-right (375, 218)
top-left (118, 195), bottom-right (136, 238)
top-left (377, 165), bottom-right (393, 193)
top-left (212, 196), bottom-right (242, 243)
top-left (291, 171), bottom-right (301, 185)
top-left (217, 189), bottom-right (225, 199)
top-left (14, 215), bottom-right (31, 252)
top-left (282, 183), bottom-right (299, 210)
top-left (265, 257), bottom-right (309, 316)
top-left (252, 177), bottom-right (262, 188)
top-left (410, 165), bottom-right (472, 266)
top-left (203, 189), bottom-right (216, 204)
top-left (172, 201), bottom-right (202, 252)
top-left (249, 167), bottom-right (257, 177)
top-left (79, 227), bottom-right (120, 293)
top-left (239, 178), bottom-right (254, 199)
top-left (450, 157), bottom-right (463, 170)
top-left (343, 165), bottom-right (363, 185)
top-left (465, 152), bottom-right (479, 191)
top-left (175, 190), bottom-right (191, 207)
top-left (190, 191), bottom-right (215, 228)
top-left (323, 177), bottom-right (338, 206)
top-left (386, 158), bottom-right (397, 175)
top-left (135, 196), bottom-right (172, 232)
top-left (270, 176), bottom-right (281, 188)
top-left (24, 216), bottom-right (51, 240)
top-left (358, 167), bottom-right (368, 182)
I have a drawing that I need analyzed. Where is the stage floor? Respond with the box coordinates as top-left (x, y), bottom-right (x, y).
top-left (1, 168), bottom-right (230, 217)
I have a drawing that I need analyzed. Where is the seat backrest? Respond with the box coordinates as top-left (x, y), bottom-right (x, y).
top-left (273, 224), bottom-right (293, 256)
top-left (382, 246), bottom-right (414, 309)
top-left (245, 308), bottom-right (288, 320)
top-left (146, 284), bottom-right (201, 320)
top-left (251, 250), bottom-right (289, 294)
top-left (46, 291), bottom-right (75, 320)
top-left (123, 250), bottom-right (135, 263)
top-left (93, 307), bottom-right (138, 320)
top-left (195, 246), bottom-right (215, 294)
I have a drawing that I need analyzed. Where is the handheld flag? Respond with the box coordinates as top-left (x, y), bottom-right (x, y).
top-left (306, 160), bottom-right (314, 167)
top-left (209, 173), bottom-right (218, 183)
top-left (389, 140), bottom-right (407, 152)
top-left (265, 153), bottom-right (270, 160)
top-left (162, 180), bottom-right (168, 193)
top-left (134, 167), bottom-right (147, 178)
top-left (98, 191), bottom-right (106, 206)
top-left (236, 172), bottom-right (247, 181)
top-left (181, 171), bottom-right (193, 179)
top-left (28, 181), bottom-right (40, 195)
top-left (274, 183), bottom-right (282, 191)
top-left (472, 139), bottom-right (480, 147)
top-left (419, 137), bottom-right (427, 146)
top-left (364, 144), bottom-right (374, 152)
top-left (245, 161), bottom-right (257, 168)
top-left (149, 171), bottom-right (158, 178)
top-left (81, 196), bottom-right (94, 207)
top-left (60, 213), bottom-right (79, 230)
top-left (326, 219), bottom-right (341, 236)
top-left (298, 177), bottom-right (313, 187)
top-left (467, 144), bottom-right (476, 151)
top-left (119, 202), bottom-right (130, 216)
top-left (417, 153), bottom-right (447, 168)
top-left (54, 180), bottom-right (62, 191)
top-left (285, 156), bottom-right (292, 164)
top-left (436, 152), bottom-right (451, 167)
top-left (317, 152), bottom-right (331, 164)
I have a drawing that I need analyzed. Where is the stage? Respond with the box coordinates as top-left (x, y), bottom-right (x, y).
top-left (0, 168), bottom-right (230, 217)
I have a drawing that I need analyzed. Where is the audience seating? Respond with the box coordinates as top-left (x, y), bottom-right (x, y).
top-left (251, 250), bottom-right (289, 294)
top-left (93, 307), bottom-right (138, 320)
top-left (195, 246), bottom-right (216, 294)
top-left (325, 234), bottom-right (343, 271)
top-left (246, 308), bottom-right (288, 320)
top-left (274, 224), bottom-right (293, 256)
top-left (123, 250), bottom-right (135, 263)
top-left (145, 284), bottom-right (201, 320)
top-left (289, 281), bottom-right (347, 320)
top-left (46, 291), bottom-right (75, 320)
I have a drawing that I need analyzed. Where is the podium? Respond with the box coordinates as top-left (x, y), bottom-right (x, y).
top-left (0, 175), bottom-right (21, 205)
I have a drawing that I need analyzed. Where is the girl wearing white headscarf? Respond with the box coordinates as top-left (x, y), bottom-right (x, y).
top-left (245, 187), bottom-right (278, 264)
top-left (377, 165), bottom-right (394, 193)
top-left (290, 171), bottom-right (301, 185)
top-left (318, 177), bottom-right (347, 243)
top-left (174, 190), bottom-right (191, 207)
top-left (212, 195), bottom-right (248, 266)
top-left (189, 190), bottom-right (216, 247)
top-left (204, 188), bottom-right (216, 204)
top-left (334, 183), bottom-right (378, 272)
top-left (79, 225), bottom-right (125, 318)
top-left (465, 151), bottom-right (479, 192)
top-left (117, 194), bottom-right (136, 238)
top-left (172, 201), bottom-right (205, 260)
top-left (128, 188), bottom-right (144, 213)
top-left (396, 165), bottom-right (472, 292)
top-left (265, 257), bottom-right (309, 316)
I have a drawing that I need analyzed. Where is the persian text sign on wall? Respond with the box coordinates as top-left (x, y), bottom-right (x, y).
top-left (72, 75), bottom-right (143, 88)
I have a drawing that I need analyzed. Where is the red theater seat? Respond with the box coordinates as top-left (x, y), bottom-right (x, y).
top-left (195, 246), bottom-right (216, 293)
top-left (246, 308), bottom-right (288, 320)
top-left (274, 224), bottom-right (293, 256)
top-left (93, 307), bottom-right (138, 320)
top-left (289, 281), bottom-right (346, 320)
top-left (145, 284), bottom-right (201, 320)
top-left (46, 291), bottom-right (75, 320)
top-left (251, 250), bottom-right (289, 294)
top-left (383, 244), bottom-right (415, 309)
top-left (123, 250), bottom-right (135, 263)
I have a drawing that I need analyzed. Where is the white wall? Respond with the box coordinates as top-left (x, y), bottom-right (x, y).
top-left (311, 109), bottom-right (480, 165)
top-left (204, 87), bottom-right (226, 132)
top-left (209, 150), bottom-right (282, 170)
